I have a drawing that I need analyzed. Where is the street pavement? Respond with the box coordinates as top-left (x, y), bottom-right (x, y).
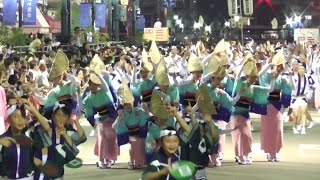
top-left (64, 109), bottom-right (320, 180)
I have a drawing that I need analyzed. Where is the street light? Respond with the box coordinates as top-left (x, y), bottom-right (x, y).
top-left (295, 15), bottom-right (301, 23)
top-left (225, 21), bottom-right (230, 27)
top-left (286, 16), bottom-right (293, 26)
top-left (234, 15), bottom-right (240, 22)
top-left (205, 25), bottom-right (211, 33)
top-left (176, 19), bottom-right (182, 25)
top-left (194, 22), bottom-right (201, 29)
top-left (173, 15), bottom-right (179, 20)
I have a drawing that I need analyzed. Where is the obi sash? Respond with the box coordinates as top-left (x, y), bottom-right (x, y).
top-left (141, 89), bottom-right (153, 102)
top-left (235, 97), bottom-right (252, 109)
top-left (57, 94), bottom-right (73, 108)
top-left (127, 125), bottom-right (140, 136)
top-left (213, 102), bottom-right (220, 112)
top-left (269, 91), bottom-right (281, 101)
top-left (183, 92), bottom-right (196, 106)
top-left (94, 105), bottom-right (109, 116)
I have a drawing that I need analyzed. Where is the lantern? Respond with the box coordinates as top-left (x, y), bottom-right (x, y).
top-left (120, 0), bottom-right (129, 6)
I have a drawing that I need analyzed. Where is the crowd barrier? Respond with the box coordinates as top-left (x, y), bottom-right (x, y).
top-left (12, 41), bottom-right (126, 54)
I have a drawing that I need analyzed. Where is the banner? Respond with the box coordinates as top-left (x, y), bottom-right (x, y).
top-left (227, 0), bottom-right (238, 17)
top-left (23, 0), bottom-right (37, 25)
top-left (3, 0), bottom-right (17, 26)
top-left (243, 0), bottom-right (253, 16)
top-left (80, 3), bottom-right (92, 28)
top-left (144, 28), bottom-right (169, 42)
top-left (95, 3), bottom-right (106, 28)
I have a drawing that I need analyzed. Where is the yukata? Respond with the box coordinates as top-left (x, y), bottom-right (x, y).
top-left (44, 75), bottom-right (80, 114)
top-left (207, 85), bottom-right (234, 164)
top-left (0, 128), bottom-right (37, 180)
top-left (188, 123), bottom-right (218, 180)
top-left (0, 86), bottom-right (6, 134)
top-left (83, 79), bottom-right (118, 162)
top-left (230, 79), bottom-right (270, 161)
top-left (178, 80), bottom-right (199, 120)
top-left (259, 73), bottom-right (291, 157)
top-left (33, 120), bottom-right (86, 180)
top-left (142, 148), bottom-right (180, 180)
top-left (131, 76), bottom-right (157, 107)
top-left (115, 108), bottom-right (148, 166)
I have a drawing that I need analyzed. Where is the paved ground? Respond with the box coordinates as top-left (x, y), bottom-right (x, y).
top-left (64, 110), bottom-right (320, 180)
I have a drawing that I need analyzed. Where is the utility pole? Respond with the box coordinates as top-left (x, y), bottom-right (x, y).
top-left (91, 0), bottom-right (95, 34)
top-left (239, 0), bottom-right (244, 45)
top-left (61, 0), bottom-right (71, 42)
top-left (108, 0), bottom-right (113, 40)
top-left (18, 0), bottom-right (22, 27)
top-left (114, 0), bottom-right (120, 41)
top-left (132, 0), bottom-right (136, 44)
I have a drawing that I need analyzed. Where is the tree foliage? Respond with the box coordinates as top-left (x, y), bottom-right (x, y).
top-left (0, 27), bottom-right (31, 46)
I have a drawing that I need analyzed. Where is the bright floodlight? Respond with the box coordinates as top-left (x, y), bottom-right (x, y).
top-left (234, 15), bottom-right (240, 22)
top-left (194, 22), bottom-right (201, 29)
top-left (205, 25), bottom-right (211, 32)
top-left (286, 17), bottom-right (293, 25)
top-left (176, 19), bottom-right (182, 25)
top-left (295, 15), bottom-right (301, 23)
top-left (173, 15), bottom-right (179, 20)
top-left (225, 21), bottom-right (230, 27)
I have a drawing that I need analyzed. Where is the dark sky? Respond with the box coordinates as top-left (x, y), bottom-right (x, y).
top-left (196, 0), bottom-right (282, 26)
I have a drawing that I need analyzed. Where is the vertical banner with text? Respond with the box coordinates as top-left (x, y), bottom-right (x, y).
top-left (3, 0), bottom-right (17, 26)
top-left (80, 3), bottom-right (92, 28)
top-left (23, 0), bottom-right (37, 25)
top-left (95, 3), bottom-right (107, 28)
top-left (243, 0), bottom-right (253, 16)
top-left (227, 0), bottom-right (238, 17)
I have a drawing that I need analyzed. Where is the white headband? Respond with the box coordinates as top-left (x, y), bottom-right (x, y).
top-left (53, 102), bottom-right (66, 112)
top-left (7, 105), bottom-right (17, 117)
top-left (160, 130), bottom-right (177, 138)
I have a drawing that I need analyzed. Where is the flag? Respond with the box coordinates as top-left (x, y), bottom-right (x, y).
top-left (80, 3), bottom-right (92, 28)
top-left (3, 0), bottom-right (17, 26)
top-left (95, 3), bottom-right (106, 28)
top-left (23, 0), bottom-right (37, 25)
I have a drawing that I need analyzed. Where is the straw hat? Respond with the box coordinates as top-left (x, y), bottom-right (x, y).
top-left (90, 54), bottom-right (105, 74)
top-left (89, 73), bottom-right (101, 85)
top-left (271, 48), bottom-right (285, 67)
top-left (207, 56), bottom-right (219, 73)
top-left (155, 58), bottom-right (169, 86)
top-left (48, 50), bottom-right (69, 80)
top-left (213, 66), bottom-right (227, 78)
top-left (141, 48), bottom-right (153, 72)
top-left (149, 41), bottom-right (161, 64)
top-left (213, 39), bottom-right (226, 54)
top-left (243, 60), bottom-right (258, 77)
top-left (187, 53), bottom-right (203, 72)
top-left (0, 61), bottom-right (5, 73)
top-left (197, 84), bottom-right (216, 115)
top-left (151, 91), bottom-right (171, 120)
top-left (122, 80), bottom-right (134, 105)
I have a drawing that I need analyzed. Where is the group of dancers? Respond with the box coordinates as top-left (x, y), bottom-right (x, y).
top-left (0, 38), bottom-right (319, 180)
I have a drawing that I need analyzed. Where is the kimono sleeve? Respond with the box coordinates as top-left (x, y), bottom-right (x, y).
top-left (83, 97), bottom-right (95, 125)
top-left (141, 164), bottom-right (160, 180)
top-left (32, 125), bottom-right (53, 150)
top-left (281, 78), bottom-right (292, 107)
top-left (44, 90), bottom-right (57, 110)
top-left (67, 130), bottom-right (87, 146)
top-left (250, 86), bottom-right (269, 115)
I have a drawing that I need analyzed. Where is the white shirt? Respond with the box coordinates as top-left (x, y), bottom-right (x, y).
top-left (154, 21), bottom-right (162, 28)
